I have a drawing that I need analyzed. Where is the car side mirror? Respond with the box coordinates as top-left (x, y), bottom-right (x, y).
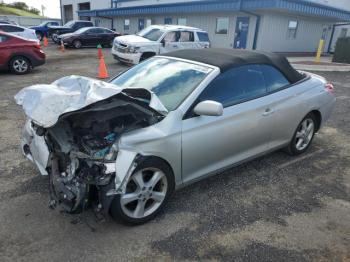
top-left (161, 39), bottom-right (166, 47)
top-left (193, 100), bottom-right (223, 117)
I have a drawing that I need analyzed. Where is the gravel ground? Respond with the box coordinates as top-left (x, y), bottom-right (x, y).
top-left (0, 46), bottom-right (349, 262)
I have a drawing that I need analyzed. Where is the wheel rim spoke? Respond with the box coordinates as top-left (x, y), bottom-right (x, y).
top-left (132, 171), bottom-right (145, 189)
top-left (120, 192), bottom-right (139, 205)
top-left (148, 171), bottom-right (163, 188)
top-left (151, 192), bottom-right (165, 203)
top-left (133, 200), bottom-right (146, 218)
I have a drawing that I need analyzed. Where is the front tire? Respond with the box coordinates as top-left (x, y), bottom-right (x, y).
top-left (110, 157), bottom-right (174, 225)
top-left (9, 56), bottom-right (31, 74)
top-left (73, 40), bottom-right (82, 49)
top-left (286, 113), bottom-right (317, 155)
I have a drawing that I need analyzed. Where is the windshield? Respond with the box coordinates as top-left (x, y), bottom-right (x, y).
top-left (64, 21), bottom-right (75, 27)
top-left (137, 28), bottom-right (164, 41)
top-left (38, 21), bottom-right (48, 27)
top-left (111, 58), bottom-right (212, 111)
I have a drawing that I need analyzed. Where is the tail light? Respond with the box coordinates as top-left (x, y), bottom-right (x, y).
top-left (325, 83), bottom-right (334, 93)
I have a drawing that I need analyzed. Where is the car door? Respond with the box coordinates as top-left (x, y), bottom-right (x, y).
top-left (0, 34), bottom-right (10, 68)
top-left (181, 65), bottom-right (275, 183)
top-left (96, 28), bottom-right (109, 45)
top-left (258, 65), bottom-right (306, 149)
top-left (81, 28), bottom-right (98, 46)
top-left (160, 31), bottom-right (180, 53)
top-left (177, 31), bottom-right (196, 50)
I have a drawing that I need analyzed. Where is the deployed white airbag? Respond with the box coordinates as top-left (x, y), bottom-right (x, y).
top-left (14, 75), bottom-right (168, 128)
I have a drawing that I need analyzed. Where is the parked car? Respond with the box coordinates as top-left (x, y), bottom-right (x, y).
top-left (58, 27), bottom-right (121, 48)
top-left (0, 20), bottom-right (17, 25)
top-left (112, 25), bottom-right (210, 65)
top-left (48, 20), bottom-right (94, 43)
top-left (0, 32), bottom-right (45, 74)
top-left (0, 23), bottom-right (37, 41)
top-left (29, 21), bottom-right (60, 40)
top-left (15, 49), bottom-right (335, 224)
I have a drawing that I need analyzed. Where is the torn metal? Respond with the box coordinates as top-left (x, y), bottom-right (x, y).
top-left (15, 76), bottom-right (167, 214)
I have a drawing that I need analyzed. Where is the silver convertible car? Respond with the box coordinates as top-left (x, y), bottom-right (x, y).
top-left (15, 49), bottom-right (335, 225)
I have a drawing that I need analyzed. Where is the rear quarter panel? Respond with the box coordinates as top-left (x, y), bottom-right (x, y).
top-left (268, 73), bottom-right (333, 148)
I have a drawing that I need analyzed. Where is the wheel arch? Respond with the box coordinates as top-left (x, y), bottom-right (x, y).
top-left (8, 53), bottom-right (33, 69)
top-left (140, 51), bottom-right (156, 60)
top-left (309, 110), bottom-right (322, 132)
top-left (137, 155), bottom-right (175, 189)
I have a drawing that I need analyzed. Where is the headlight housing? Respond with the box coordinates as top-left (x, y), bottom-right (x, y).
top-left (127, 46), bottom-right (140, 53)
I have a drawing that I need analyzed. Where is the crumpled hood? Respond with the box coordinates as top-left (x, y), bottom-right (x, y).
top-left (115, 34), bottom-right (154, 45)
top-left (14, 75), bottom-right (168, 128)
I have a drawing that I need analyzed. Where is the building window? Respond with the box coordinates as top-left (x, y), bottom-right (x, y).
top-left (216, 17), bottom-right (229, 34)
top-left (124, 19), bottom-right (130, 31)
top-left (177, 18), bottom-right (187, 26)
top-left (165, 17), bottom-right (172, 25)
top-left (340, 28), bottom-right (348, 38)
top-left (287, 20), bottom-right (298, 39)
top-left (146, 19), bottom-right (152, 27)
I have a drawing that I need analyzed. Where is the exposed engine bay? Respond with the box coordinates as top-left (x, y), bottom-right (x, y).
top-left (15, 76), bottom-right (166, 214)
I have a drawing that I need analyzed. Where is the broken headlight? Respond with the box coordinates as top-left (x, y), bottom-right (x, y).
top-left (104, 143), bottom-right (119, 161)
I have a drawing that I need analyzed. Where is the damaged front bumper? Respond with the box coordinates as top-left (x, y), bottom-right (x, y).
top-left (21, 120), bottom-right (141, 214)
top-left (17, 76), bottom-right (167, 214)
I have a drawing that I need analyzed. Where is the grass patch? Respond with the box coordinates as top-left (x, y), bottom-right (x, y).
top-left (0, 5), bottom-right (43, 17)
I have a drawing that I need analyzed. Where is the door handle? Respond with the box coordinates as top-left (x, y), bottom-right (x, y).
top-left (262, 108), bottom-right (274, 116)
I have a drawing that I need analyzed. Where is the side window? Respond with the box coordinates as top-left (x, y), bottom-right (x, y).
top-left (179, 31), bottom-right (194, 42)
top-left (0, 35), bottom-right (8, 43)
top-left (197, 32), bottom-right (209, 42)
top-left (103, 29), bottom-right (112, 34)
top-left (259, 65), bottom-right (290, 92)
top-left (199, 65), bottom-right (267, 107)
top-left (93, 28), bottom-right (104, 34)
top-left (163, 31), bottom-right (179, 42)
top-left (2, 25), bottom-right (23, 32)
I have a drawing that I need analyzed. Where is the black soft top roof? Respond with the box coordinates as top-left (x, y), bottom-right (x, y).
top-left (166, 48), bottom-right (304, 83)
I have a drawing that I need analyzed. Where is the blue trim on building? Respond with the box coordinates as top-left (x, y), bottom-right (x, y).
top-left (78, 0), bottom-right (350, 21)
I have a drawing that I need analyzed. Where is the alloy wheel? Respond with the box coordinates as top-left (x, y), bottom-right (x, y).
top-left (120, 168), bottom-right (168, 219)
top-left (295, 118), bottom-right (315, 151)
top-left (12, 58), bottom-right (29, 73)
top-left (74, 40), bottom-right (82, 49)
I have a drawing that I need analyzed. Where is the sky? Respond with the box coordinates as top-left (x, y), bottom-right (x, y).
top-left (4, 0), bottom-right (61, 18)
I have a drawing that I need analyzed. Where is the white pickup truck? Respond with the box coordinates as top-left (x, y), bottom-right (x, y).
top-left (112, 25), bottom-right (210, 65)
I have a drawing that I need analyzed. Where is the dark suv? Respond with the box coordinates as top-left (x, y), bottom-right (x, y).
top-left (48, 20), bottom-right (94, 43)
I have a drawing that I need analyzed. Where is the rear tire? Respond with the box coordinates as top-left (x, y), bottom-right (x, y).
top-left (9, 56), bottom-right (31, 75)
top-left (286, 113), bottom-right (317, 156)
top-left (110, 157), bottom-right (174, 225)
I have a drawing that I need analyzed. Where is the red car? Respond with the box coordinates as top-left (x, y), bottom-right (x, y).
top-left (0, 31), bottom-right (45, 74)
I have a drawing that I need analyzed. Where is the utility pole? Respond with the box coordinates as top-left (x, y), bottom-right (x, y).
top-left (41, 5), bottom-right (46, 17)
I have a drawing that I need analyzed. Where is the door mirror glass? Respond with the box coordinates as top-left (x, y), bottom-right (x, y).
top-left (193, 100), bottom-right (223, 117)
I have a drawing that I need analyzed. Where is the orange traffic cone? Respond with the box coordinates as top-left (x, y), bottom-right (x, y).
top-left (98, 56), bottom-right (109, 79)
top-left (43, 36), bottom-right (49, 47)
top-left (59, 41), bottom-right (65, 52)
top-left (97, 44), bottom-right (103, 59)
